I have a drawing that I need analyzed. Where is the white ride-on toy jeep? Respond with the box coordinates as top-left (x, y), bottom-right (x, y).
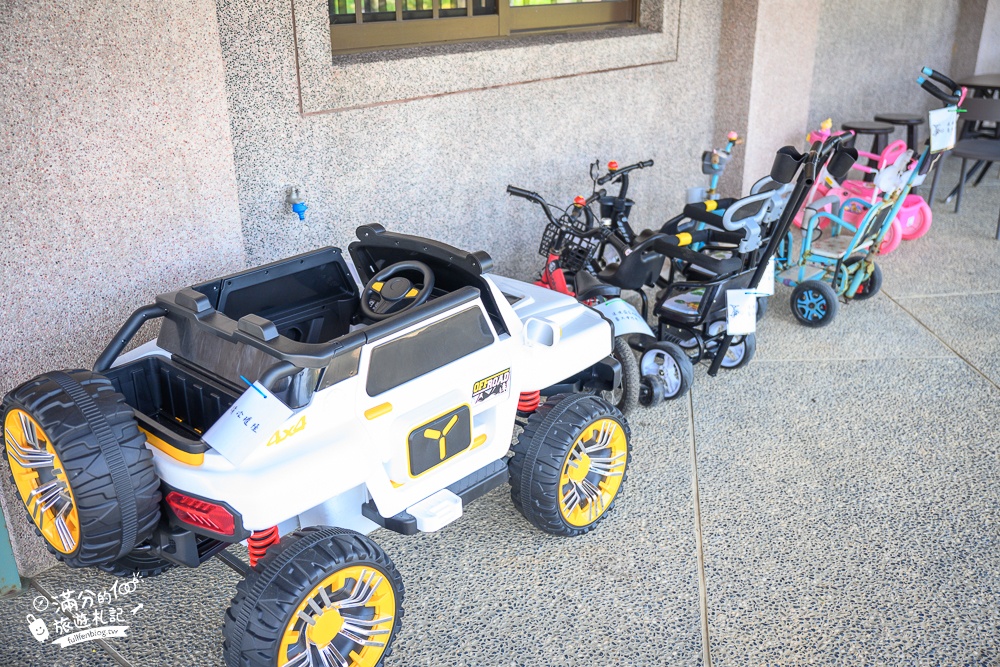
top-left (3, 225), bottom-right (632, 667)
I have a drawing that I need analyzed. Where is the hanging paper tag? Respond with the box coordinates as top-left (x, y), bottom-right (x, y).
top-left (591, 298), bottom-right (655, 337)
top-left (751, 258), bottom-right (775, 296)
top-left (203, 383), bottom-right (294, 466)
top-left (726, 289), bottom-right (757, 335)
top-left (928, 107), bottom-right (957, 153)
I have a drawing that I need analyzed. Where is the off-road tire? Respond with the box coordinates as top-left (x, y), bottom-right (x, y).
top-left (509, 393), bottom-right (631, 537)
top-left (98, 549), bottom-right (175, 578)
top-left (2, 370), bottom-right (161, 569)
top-left (601, 336), bottom-right (640, 416)
top-left (223, 526), bottom-right (404, 667)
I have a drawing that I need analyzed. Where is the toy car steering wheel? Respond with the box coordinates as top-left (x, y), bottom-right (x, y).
top-left (361, 260), bottom-right (435, 321)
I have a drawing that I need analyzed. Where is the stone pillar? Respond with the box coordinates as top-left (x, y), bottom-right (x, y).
top-left (714, 0), bottom-right (822, 196)
top-left (975, 0), bottom-right (1000, 73)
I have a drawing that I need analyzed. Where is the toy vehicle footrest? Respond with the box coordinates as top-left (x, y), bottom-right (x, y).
top-left (361, 459), bottom-right (508, 535)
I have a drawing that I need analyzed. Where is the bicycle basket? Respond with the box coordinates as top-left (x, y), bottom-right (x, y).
top-left (537, 221), bottom-right (603, 273)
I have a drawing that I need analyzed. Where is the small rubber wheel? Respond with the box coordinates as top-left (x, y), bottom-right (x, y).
top-left (756, 296), bottom-right (769, 321)
top-left (877, 218), bottom-right (903, 255)
top-left (639, 342), bottom-right (693, 400)
top-left (638, 376), bottom-right (666, 407)
top-left (509, 393), bottom-right (631, 537)
top-left (899, 197), bottom-right (932, 240)
top-left (223, 526), bottom-right (404, 667)
top-left (2, 370), bottom-right (161, 569)
top-left (852, 262), bottom-right (882, 301)
top-left (790, 280), bottom-right (839, 327)
top-left (719, 334), bottom-right (756, 370)
top-left (600, 336), bottom-right (640, 417)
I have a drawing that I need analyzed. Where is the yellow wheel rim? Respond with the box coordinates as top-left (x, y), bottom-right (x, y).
top-left (278, 564), bottom-right (397, 667)
top-left (558, 417), bottom-right (628, 527)
top-left (4, 409), bottom-right (80, 554)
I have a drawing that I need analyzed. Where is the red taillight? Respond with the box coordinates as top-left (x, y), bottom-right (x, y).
top-left (165, 491), bottom-right (235, 536)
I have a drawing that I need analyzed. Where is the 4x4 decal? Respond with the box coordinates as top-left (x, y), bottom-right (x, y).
top-left (266, 416), bottom-right (306, 447)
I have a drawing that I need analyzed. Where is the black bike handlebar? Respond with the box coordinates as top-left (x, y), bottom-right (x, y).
top-left (918, 67), bottom-right (961, 105)
top-left (919, 78), bottom-right (960, 104)
top-left (596, 159), bottom-right (654, 185)
top-left (922, 67), bottom-right (958, 93)
top-left (507, 185), bottom-right (559, 226)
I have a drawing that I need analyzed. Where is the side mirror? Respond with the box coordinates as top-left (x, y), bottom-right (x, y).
top-left (522, 317), bottom-right (561, 348)
top-left (590, 160), bottom-right (601, 182)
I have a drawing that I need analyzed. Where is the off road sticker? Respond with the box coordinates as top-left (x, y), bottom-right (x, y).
top-left (472, 369), bottom-right (510, 405)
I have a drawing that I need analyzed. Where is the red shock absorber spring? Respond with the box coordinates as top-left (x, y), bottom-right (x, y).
top-left (247, 526), bottom-right (280, 567)
top-left (518, 390), bottom-right (541, 413)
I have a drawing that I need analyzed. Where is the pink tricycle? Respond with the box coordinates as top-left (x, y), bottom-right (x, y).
top-left (795, 119), bottom-right (932, 250)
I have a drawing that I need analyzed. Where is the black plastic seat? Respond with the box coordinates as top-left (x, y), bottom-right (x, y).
top-left (573, 269), bottom-right (621, 301)
top-left (874, 113), bottom-right (924, 150)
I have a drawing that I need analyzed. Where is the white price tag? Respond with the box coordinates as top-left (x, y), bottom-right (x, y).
top-left (203, 382), bottom-right (294, 466)
top-left (591, 298), bottom-right (655, 337)
top-left (928, 107), bottom-right (957, 153)
top-left (751, 258), bottom-right (775, 296)
top-left (725, 289), bottom-right (757, 336)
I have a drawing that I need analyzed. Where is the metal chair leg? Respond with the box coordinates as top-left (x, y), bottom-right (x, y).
top-left (956, 158), bottom-right (966, 213)
top-left (996, 206), bottom-right (1000, 240)
top-left (928, 155), bottom-right (943, 203)
top-left (974, 162), bottom-right (994, 187)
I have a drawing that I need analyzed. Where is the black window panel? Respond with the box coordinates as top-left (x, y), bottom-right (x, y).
top-left (367, 308), bottom-right (493, 395)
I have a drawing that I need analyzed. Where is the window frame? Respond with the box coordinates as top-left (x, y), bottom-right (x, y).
top-left (329, 0), bottom-right (637, 54)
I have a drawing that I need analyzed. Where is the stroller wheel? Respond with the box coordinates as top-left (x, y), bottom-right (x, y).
top-left (791, 280), bottom-right (839, 327)
top-left (756, 296), bottom-right (769, 321)
top-left (719, 333), bottom-right (756, 370)
top-left (639, 342), bottom-right (693, 401)
top-left (638, 376), bottom-right (666, 406)
top-left (852, 263), bottom-right (882, 301)
top-left (600, 336), bottom-right (640, 416)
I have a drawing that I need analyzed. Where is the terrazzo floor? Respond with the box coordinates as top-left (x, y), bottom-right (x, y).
top-left (1, 159), bottom-right (998, 666)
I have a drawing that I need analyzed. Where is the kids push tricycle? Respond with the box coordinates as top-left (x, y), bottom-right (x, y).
top-left (3, 225), bottom-right (633, 667)
top-left (776, 68), bottom-right (964, 328)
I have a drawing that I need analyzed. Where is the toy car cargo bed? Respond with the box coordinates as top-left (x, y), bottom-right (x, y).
top-left (104, 356), bottom-right (240, 464)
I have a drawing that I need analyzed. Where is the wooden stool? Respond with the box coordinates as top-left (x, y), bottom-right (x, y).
top-left (873, 113), bottom-right (924, 151)
top-left (842, 120), bottom-right (895, 181)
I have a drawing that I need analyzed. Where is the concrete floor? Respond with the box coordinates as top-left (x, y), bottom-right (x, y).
top-left (1, 159), bottom-right (998, 666)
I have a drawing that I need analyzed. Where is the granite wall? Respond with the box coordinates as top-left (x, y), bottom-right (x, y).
top-left (216, 0), bottom-right (723, 279)
top-left (976, 0), bottom-right (1000, 73)
top-left (806, 0), bottom-right (968, 147)
top-left (0, 1), bottom-right (246, 576)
